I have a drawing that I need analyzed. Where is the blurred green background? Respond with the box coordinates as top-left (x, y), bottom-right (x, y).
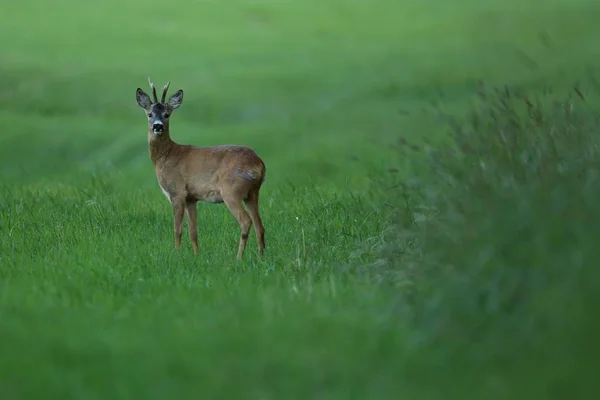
top-left (1, 0), bottom-right (599, 398)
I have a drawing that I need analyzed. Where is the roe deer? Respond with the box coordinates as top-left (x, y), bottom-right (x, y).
top-left (135, 77), bottom-right (266, 260)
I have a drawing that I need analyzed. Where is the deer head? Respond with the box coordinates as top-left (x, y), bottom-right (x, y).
top-left (136, 77), bottom-right (184, 135)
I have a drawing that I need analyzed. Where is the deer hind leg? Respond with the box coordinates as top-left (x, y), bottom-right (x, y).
top-left (172, 198), bottom-right (186, 251)
top-left (244, 190), bottom-right (265, 257)
top-left (222, 193), bottom-right (252, 261)
top-left (185, 200), bottom-right (199, 255)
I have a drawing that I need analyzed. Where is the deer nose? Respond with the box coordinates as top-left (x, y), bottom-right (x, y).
top-left (152, 123), bottom-right (164, 132)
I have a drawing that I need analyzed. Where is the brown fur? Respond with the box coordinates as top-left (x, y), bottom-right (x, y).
top-left (136, 78), bottom-right (266, 260)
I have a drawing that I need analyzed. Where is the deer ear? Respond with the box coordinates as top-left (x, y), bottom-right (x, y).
top-left (136, 88), bottom-right (152, 110)
top-left (167, 89), bottom-right (184, 110)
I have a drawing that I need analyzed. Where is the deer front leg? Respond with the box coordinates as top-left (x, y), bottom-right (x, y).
top-left (185, 201), bottom-right (199, 255)
top-left (172, 199), bottom-right (185, 250)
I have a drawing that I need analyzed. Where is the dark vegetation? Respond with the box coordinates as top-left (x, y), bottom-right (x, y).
top-left (377, 79), bottom-right (600, 398)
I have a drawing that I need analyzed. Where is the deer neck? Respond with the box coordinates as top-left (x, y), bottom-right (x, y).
top-left (148, 129), bottom-right (175, 165)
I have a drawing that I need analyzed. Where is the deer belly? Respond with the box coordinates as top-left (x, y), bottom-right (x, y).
top-left (191, 190), bottom-right (223, 204)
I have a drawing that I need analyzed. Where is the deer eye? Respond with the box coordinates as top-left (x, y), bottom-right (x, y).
top-left (148, 113), bottom-right (153, 118)
top-left (164, 113), bottom-right (170, 119)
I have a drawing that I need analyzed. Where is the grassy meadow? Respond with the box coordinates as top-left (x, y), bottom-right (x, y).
top-left (1, 0), bottom-right (600, 398)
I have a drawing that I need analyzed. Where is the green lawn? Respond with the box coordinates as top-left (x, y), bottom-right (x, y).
top-left (1, 0), bottom-right (599, 398)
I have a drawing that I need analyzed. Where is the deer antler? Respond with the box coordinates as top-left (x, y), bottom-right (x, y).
top-left (161, 81), bottom-right (171, 104)
top-left (147, 76), bottom-right (158, 103)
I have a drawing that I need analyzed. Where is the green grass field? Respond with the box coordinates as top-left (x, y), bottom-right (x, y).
top-left (2, 0), bottom-right (600, 398)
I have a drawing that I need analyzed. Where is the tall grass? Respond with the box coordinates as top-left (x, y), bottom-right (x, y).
top-left (380, 80), bottom-right (600, 397)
